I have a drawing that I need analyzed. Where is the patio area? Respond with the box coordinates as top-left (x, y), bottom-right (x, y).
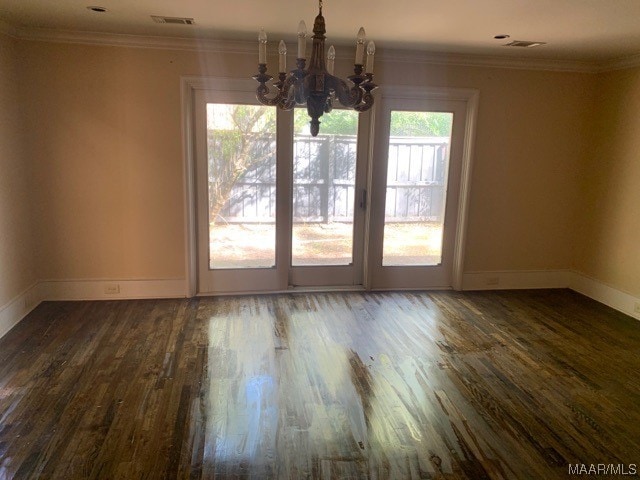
top-left (209, 222), bottom-right (443, 268)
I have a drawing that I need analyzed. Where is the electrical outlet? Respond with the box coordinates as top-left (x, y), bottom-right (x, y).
top-left (634, 302), bottom-right (640, 315)
top-left (104, 284), bottom-right (120, 294)
top-left (486, 276), bottom-right (500, 286)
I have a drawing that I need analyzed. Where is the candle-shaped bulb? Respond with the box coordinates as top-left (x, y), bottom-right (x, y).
top-left (357, 27), bottom-right (366, 43)
top-left (297, 20), bottom-right (307, 59)
top-left (278, 40), bottom-right (287, 73)
top-left (355, 27), bottom-right (366, 65)
top-left (258, 28), bottom-right (267, 64)
top-left (327, 45), bottom-right (336, 75)
top-left (365, 41), bottom-right (375, 73)
top-left (298, 20), bottom-right (307, 36)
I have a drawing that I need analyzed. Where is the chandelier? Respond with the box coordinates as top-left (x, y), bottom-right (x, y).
top-left (253, 0), bottom-right (377, 137)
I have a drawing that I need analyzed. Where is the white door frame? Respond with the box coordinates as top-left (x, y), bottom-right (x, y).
top-left (363, 86), bottom-right (478, 291)
top-left (182, 78), bottom-right (478, 296)
top-left (182, 76), bottom-right (261, 297)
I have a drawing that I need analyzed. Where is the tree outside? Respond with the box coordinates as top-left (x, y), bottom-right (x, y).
top-left (207, 104), bottom-right (452, 268)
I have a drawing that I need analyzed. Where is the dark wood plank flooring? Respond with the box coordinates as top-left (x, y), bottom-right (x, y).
top-left (0, 289), bottom-right (639, 479)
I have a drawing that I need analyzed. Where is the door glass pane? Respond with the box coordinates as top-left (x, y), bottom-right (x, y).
top-left (382, 111), bottom-right (453, 266)
top-left (207, 103), bottom-right (276, 269)
top-left (292, 109), bottom-right (359, 266)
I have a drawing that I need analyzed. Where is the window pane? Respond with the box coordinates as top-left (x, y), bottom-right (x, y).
top-left (207, 104), bottom-right (277, 269)
top-left (382, 111), bottom-right (453, 266)
top-left (292, 109), bottom-right (359, 266)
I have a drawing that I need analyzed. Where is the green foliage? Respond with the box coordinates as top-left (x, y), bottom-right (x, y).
top-left (294, 108), bottom-right (358, 135)
top-left (293, 108), bottom-right (452, 137)
top-left (390, 111), bottom-right (453, 137)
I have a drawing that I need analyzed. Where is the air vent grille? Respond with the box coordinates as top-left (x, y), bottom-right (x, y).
top-left (504, 40), bottom-right (546, 48)
top-left (151, 15), bottom-right (195, 25)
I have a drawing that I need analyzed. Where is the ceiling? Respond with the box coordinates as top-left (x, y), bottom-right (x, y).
top-left (1, 0), bottom-right (640, 63)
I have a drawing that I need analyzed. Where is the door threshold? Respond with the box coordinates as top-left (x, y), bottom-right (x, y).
top-left (288, 285), bottom-right (366, 293)
top-left (196, 285), bottom-right (366, 297)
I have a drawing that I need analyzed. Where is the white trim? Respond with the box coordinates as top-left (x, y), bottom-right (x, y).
top-left (196, 285), bottom-right (368, 297)
top-left (595, 53), bottom-right (640, 72)
top-left (39, 278), bottom-right (187, 301)
top-left (1, 271), bottom-right (637, 340)
top-left (9, 24), bottom-right (639, 74)
top-left (181, 77), bottom-right (198, 297)
top-left (570, 272), bottom-right (640, 321)
top-left (12, 25), bottom-right (258, 54)
top-left (183, 77), bottom-right (276, 296)
top-left (180, 76), bottom-right (258, 297)
top-left (462, 269), bottom-right (640, 322)
top-left (452, 90), bottom-right (479, 290)
top-left (376, 49), bottom-right (599, 73)
top-left (181, 76), bottom-right (260, 93)
top-left (377, 86), bottom-right (479, 102)
top-left (371, 286), bottom-right (453, 292)
top-left (462, 270), bottom-right (573, 291)
top-left (0, 283), bottom-right (41, 339)
top-left (373, 86), bottom-right (478, 291)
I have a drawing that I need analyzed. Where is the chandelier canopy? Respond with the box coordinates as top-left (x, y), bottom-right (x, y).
top-left (253, 0), bottom-right (377, 137)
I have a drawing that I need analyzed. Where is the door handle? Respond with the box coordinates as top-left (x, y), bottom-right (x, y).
top-left (360, 189), bottom-right (367, 210)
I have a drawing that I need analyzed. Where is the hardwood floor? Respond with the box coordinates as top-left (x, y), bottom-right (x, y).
top-left (0, 289), bottom-right (639, 479)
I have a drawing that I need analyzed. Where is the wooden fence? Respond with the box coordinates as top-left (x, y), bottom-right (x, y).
top-left (214, 134), bottom-right (449, 223)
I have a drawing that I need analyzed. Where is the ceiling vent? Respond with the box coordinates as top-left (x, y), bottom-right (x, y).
top-left (504, 40), bottom-right (546, 48)
top-left (151, 15), bottom-right (195, 25)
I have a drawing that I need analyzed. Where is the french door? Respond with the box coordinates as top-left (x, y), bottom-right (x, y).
top-left (193, 84), bottom-right (473, 294)
top-left (367, 94), bottom-right (468, 289)
top-left (194, 88), bottom-right (370, 294)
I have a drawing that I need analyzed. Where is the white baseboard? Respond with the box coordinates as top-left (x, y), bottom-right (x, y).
top-left (2, 272), bottom-right (638, 341)
top-left (462, 269), bottom-right (640, 322)
top-left (39, 278), bottom-right (188, 301)
top-left (0, 278), bottom-right (188, 340)
top-left (569, 272), bottom-right (640, 321)
top-left (0, 283), bottom-right (41, 339)
top-left (462, 270), bottom-right (572, 291)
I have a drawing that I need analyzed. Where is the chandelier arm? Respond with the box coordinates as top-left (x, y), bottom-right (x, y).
top-left (331, 78), bottom-right (361, 108)
top-left (279, 74), bottom-right (300, 110)
top-left (256, 86), bottom-right (287, 107)
top-left (254, 67), bottom-right (288, 107)
top-left (353, 75), bottom-right (377, 112)
top-left (354, 92), bottom-right (374, 112)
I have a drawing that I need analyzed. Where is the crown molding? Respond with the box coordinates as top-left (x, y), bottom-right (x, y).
top-left (376, 48), bottom-right (599, 73)
top-left (7, 23), bottom-right (640, 74)
top-left (12, 25), bottom-right (257, 54)
top-left (595, 53), bottom-right (640, 72)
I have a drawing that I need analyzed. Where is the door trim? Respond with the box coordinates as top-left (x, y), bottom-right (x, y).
top-left (181, 76), bottom-right (259, 297)
top-left (182, 79), bottom-right (478, 296)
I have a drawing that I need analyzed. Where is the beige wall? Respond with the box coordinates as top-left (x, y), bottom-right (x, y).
top-left (0, 33), bottom-right (36, 306)
top-left (376, 62), bottom-right (595, 272)
top-left (19, 40), bottom-right (596, 284)
top-left (22, 43), bottom-right (212, 280)
top-left (574, 66), bottom-right (640, 297)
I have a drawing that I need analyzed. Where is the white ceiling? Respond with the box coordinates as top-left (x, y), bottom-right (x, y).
top-left (1, 0), bottom-right (640, 62)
